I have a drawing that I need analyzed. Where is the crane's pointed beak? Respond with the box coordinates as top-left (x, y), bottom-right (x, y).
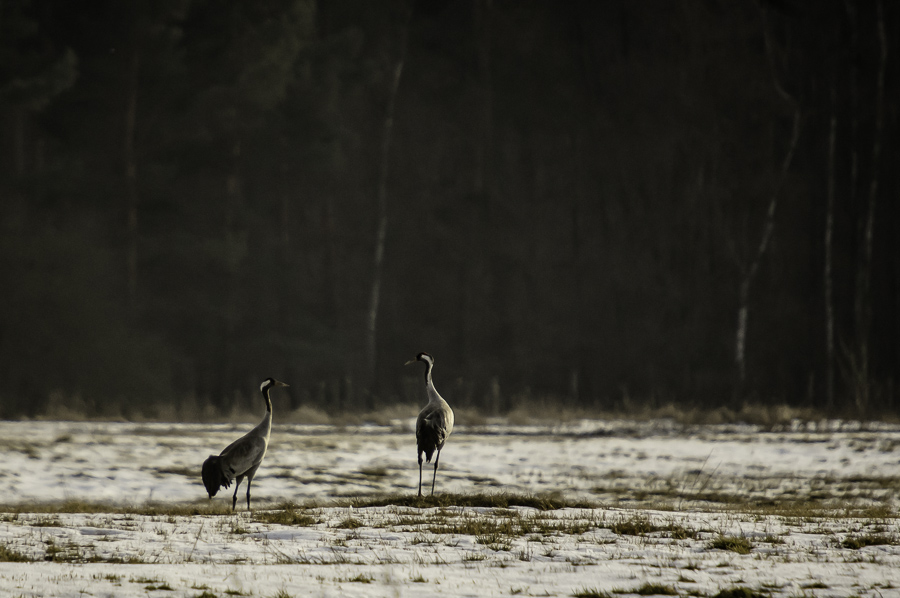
top-left (274, 380), bottom-right (289, 387)
top-left (404, 359), bottom-right (416, 366)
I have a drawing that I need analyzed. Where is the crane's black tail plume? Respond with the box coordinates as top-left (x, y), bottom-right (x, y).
top-left (201, 455), bottom-right (231, 498)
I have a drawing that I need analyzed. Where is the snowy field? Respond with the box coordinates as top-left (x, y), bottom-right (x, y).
top-left (2, 418), bottom-right (900, 597)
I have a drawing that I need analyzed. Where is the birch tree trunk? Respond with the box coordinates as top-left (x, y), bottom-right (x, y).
top-left (824, 83), bottom-right (837, 411)
top-left (473, 0), bottom-right (492, 198)
top-left (365, 6), bottom-right (412, 396)
top-left (12, 107), bottom-right (26, 175)
top-left (124, 50), bottom-right (140, 308)
top-left (454, 0), bottom-right (493, 376)
top-left (845, 0), bottom-right (859, 214)
top-left (734, 6), bottom-right (801, 390)
top-left (852, 0), bottom-right (886, 414)
top-left (220, 138), bottom-right (243, 404)
top-left (734, 110), bottom-right (800, 387)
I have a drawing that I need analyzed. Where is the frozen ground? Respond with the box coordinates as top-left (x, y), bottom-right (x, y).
top-left (1, 418), bottom-right (900, 597)
top-left (2, 418), bottom-right (900, 507)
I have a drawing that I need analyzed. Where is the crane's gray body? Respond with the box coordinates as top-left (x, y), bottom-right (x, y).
top-left (201, 378), bottom-right (286, 510)
top-left (216, 410), bottom-right (271, 484)
top-left (416, 381), bottom-right (454, 463)
top-left (410, 353), bottom-right (454, 496)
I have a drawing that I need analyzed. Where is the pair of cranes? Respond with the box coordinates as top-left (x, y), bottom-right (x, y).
top-left (201, 352), bottom-right (454, 510)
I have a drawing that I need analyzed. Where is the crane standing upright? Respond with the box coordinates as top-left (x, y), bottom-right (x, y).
top-left (406, 352), bottom-right (454, 497)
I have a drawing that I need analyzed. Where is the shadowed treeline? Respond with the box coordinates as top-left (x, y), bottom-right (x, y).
top-left (0, 0), bottom-right (898, 418)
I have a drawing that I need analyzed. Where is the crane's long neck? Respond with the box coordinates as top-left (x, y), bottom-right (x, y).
top-left (263, 386), bottom-right (273, 414)
top-left (423, 360), bottom-right (433, 384)
top-left (257, 386), bottom-right (273, 439)
top-left (424, 362), bottom-right (440, 403)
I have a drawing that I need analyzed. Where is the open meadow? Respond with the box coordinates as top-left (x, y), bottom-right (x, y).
top-left (2, 418), bottom-right (900, 597)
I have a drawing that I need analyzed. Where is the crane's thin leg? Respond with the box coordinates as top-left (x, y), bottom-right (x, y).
top-left (431, 449), bottom-right (442, 496)
top-left (246, 477), bottom-right (252, 510)
top-left (417, 453), bottom-right (424, 497)
top-left (232, 476), bottom-right (244, 511)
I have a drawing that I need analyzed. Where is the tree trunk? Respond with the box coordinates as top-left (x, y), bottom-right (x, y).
top-left (365, 6), bottom-right (413, 396)
top-left (124, 50), bottom-right (140, 308)
top-left (221, 138), bottom-right (242, 402)
top-left (455, 0), bottom-right (494, 377)
top-left (734, 106), bottom-right (800, 388)
top-left (12, 107), bottom-right (26, 175)
top-left (280, 192), bottom-right (291, 256)
top-left (734, 6), bottom-right (801, 391)
top-left (473, 0), bottom-right (492, 198)
top-left (851, 0), bottom-right (886, 415)
top-left (570, 200), bottom-right (585, 404)
top-left (844, 0), bottom-right (860, 242)
top-left (323, 194), bottom-right (341, 331)
top-left (824, 83), bottom-right (837, 411)
top-left (735, 280), bottom-right (750, 385)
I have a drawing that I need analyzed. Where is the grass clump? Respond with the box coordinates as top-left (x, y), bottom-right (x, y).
top-left (709, 535), bottom-right (753, 554)
top-left (334, 517), bottom-right (363, 529)
top-left (476, 531), bottom-right (513, 551)
top-left (573, 589), bottom-right (613, 598)
top-left (712, 588), bottom-right (768, 598)
top-left (253, 507), bottom-right (319, 527)
top-left (31, 516), bottom-right (63, 528)
top-left (667, 524), bottom-right (696, 539)
top-left (43, 540), bottom-right (78, 562)
top-left (800, 581), bottom-right (829, 589)
top-left (398, 508), bottom-right (600, 542)
top-left (841, 533), bottom-right (895, 549)
top-left (610, 514), bottom-right (653, 536)
top-left (0, 544), bottom-right (33, 562)
top-left (614, 583), bottom-right (677, 596)
top-left (349, 491), bottom-right (594, 511)
top-left (742, 500), bottom-right (897, 520)
top-left (0, 500), bottom-right (237, 517)
top-left (420, 513), bottom-right (519, 550)
top-left (609, 514), bottom-right (695, 539)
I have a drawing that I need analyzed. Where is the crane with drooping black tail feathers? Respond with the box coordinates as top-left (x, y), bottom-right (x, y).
top-left (201, 377), bottom-right (288, 510)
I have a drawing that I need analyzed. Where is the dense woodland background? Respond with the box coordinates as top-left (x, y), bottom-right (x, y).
top-left (1, 0), bottom-right (898, 420)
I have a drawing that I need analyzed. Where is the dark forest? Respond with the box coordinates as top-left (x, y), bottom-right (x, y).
top-left (1, 0), bottom-right (898, 419)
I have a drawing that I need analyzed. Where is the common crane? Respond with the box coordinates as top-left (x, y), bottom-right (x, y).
top-left (201, 378), bottom-right (288, 510)
top-left (406, 352), bottom-right (454, 497)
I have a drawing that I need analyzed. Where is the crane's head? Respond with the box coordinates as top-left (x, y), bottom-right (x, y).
top-left (405, 352), bottom-right (434, 367)
top-left (260, 378), bottom-right (290, 392)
